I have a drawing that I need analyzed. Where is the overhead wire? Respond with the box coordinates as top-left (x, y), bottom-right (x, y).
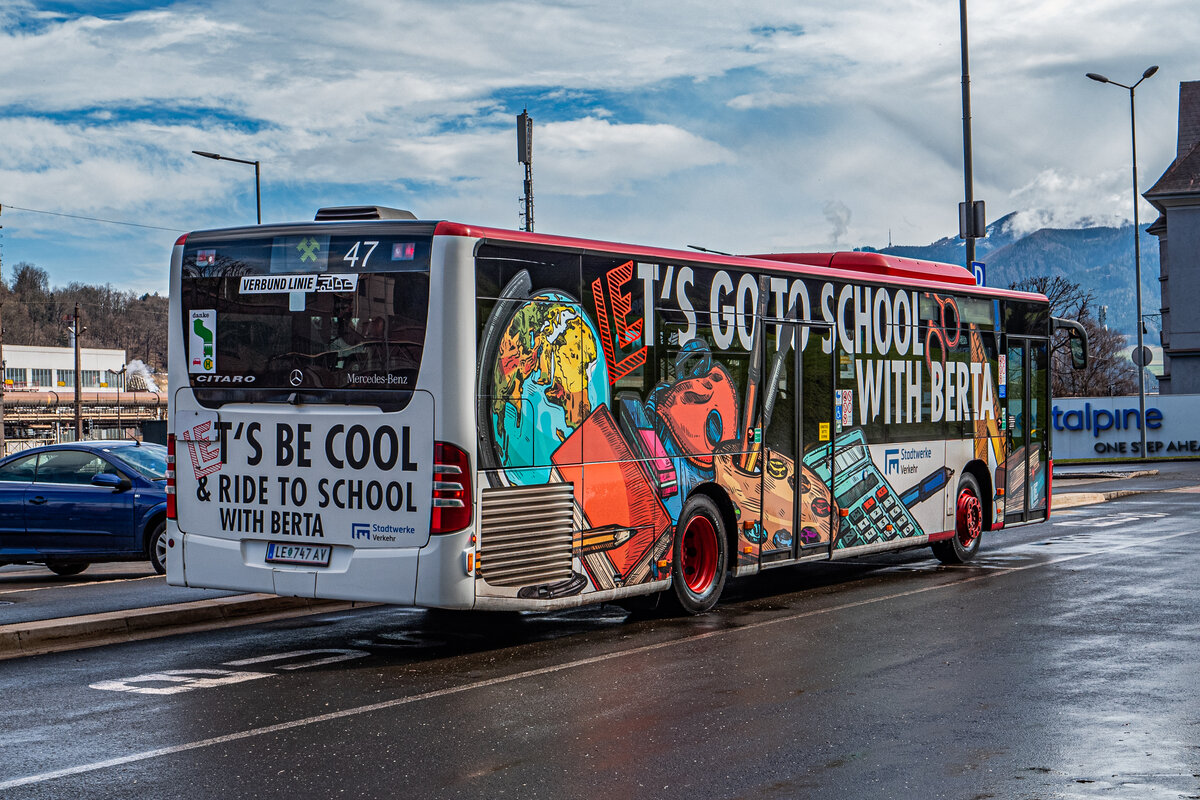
top-left (0, 203), bottom-right (185, 233)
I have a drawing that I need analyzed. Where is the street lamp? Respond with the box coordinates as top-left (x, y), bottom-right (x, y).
top-left (106, 366), bottom-right (125, 439)
top-left (192, 150), bottom-right (261, 224)
top-left (1087, 65), bottom-right (1158, 459)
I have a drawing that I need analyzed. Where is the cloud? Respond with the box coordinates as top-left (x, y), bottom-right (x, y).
top-left (1006, 168), bottom-right (1137, 232)
top-left (727, 91), bottom-right (812, 110)
top-left (538, 117), bottom-right (733, 195)
top-left (1, 0), bottom-right (1199, 292)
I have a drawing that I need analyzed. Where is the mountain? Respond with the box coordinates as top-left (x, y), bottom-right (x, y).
top-left (863, 212), bottom-right (1160, 340)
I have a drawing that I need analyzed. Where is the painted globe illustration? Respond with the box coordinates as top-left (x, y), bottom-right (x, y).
top-left (490, 291), bottom-right (609, 484)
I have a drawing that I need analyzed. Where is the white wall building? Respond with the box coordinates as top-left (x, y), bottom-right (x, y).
top-left (2, 344), bottom-right (128, 392)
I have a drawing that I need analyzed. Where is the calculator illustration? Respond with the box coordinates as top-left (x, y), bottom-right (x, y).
top-left (802, 429), bottom-right (924, 549)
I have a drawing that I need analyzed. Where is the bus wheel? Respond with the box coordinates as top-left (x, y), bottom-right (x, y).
top-left (670, 495), bottom-right (728, 614)
top-left (933, 473), bottom-right (984, 564)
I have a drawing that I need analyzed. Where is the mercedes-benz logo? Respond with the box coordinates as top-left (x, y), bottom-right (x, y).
top-left (290, 369), bottom-right (304, 387)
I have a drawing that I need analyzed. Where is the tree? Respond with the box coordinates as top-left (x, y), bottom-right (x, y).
top-left (1009, 276), bottom-right (1138, 397)
top-left (1, 263), bottom-right (168, 370)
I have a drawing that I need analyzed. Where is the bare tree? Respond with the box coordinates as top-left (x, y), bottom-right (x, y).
top-left (1053, 316), bottom-right (1138, 396)
top-left (2, 263), bottom-right (168, 370)
top-left (1010, 275), bottom-right (1138, 397)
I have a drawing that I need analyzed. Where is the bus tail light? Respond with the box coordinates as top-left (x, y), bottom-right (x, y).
top-left (432, 441), bottom-right (472, 534)
top-left (166, 433), bottom-right (177, 520)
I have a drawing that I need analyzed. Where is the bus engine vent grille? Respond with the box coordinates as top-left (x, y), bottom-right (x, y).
top-left (479, 483), bottom-right (576, 588)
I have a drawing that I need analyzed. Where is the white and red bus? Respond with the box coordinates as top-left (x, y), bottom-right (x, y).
top-left (166, 206), bottom-right (1083, 613)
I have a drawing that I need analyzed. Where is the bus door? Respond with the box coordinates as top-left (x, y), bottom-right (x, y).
top-left (758, 315), bottom-right (835, 566)
top-left (1004, 338), bottom-right (1049, 522)
top-left (794, 320), bottom-right (837, 558)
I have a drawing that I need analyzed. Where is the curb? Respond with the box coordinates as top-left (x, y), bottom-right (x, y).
top-left (1053, 469), bottom-right (1159, 481)
top-left (1051, 490), bottom-right (1144, 510)
top-left (1049, 482), bottom-right (1200, 510)
top-left (0, 594), bottom-right (367, 661)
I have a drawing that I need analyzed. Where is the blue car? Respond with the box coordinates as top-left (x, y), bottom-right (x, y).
top-left (0, 441), bottom-right (169, 576)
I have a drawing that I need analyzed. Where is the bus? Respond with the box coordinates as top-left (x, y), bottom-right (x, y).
top-left (166, 206), bottom-right (1085, 613)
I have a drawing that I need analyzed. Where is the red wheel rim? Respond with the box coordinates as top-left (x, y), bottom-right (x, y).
top-left (956, 485), bottom-right (982, 548)
top-left (680, 515), bottom-right (719, 594)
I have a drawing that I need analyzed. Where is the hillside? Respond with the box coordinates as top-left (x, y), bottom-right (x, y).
top-left (868, 212), bottom-right (1160, 340)
top-left (0, 262), bottom-right (168, 370)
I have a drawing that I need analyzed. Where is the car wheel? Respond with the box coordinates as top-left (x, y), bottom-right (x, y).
top-left (932, 473), bottom-right (984, 564)
top-left (46, 562), bottom-right (89, 577)
top-left (148, 521), bottom-right (168, 575)
top-left (669, 494), bottom-right (729, 614)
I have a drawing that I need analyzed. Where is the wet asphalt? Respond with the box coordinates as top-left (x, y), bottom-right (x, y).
top-left (0, 562), bottom-right (238, 625)
top-left (2, 490), bottom-right (1199, 799)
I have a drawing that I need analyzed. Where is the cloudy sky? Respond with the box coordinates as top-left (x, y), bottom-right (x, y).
top-left (0, 0), bottom-right (1196, 294)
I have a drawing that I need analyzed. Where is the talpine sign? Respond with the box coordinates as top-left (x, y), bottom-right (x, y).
top-left (1051, 395), bottom-right (1200, 459)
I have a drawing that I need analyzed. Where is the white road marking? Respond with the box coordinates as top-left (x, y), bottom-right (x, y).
top-left (90, 650), bottom-right (371, 694)
top-left (89, 669), bottom-right (273, 695)
top-left (224, 648), bottom-right (369, 670)
top-left (1054, 512), bottom-right (1168, 528)
top-left (3, 527), bottom-right (1198, 791)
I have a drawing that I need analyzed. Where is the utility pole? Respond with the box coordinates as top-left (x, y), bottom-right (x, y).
top-left (958, 0), bottom-right (985, 267)
top-left (74, 303), bottom-right (82, 441)
top-left (0, 303), bottom-right (6, 456)
top-left (0, 209), bottom-right (4, 453)
top-left (517, 110), bottom-right (534, 232)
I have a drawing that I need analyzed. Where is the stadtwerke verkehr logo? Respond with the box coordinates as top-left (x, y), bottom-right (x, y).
top-left (885, 448), bottom-right (900, 475)
top-left (351, 523), bottom-right (371, 540)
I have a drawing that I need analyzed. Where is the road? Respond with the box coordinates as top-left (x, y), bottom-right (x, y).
top-left (0, 562), bottom-right (238, 625)
top-left (2, 491), bottom-right (1199, 799)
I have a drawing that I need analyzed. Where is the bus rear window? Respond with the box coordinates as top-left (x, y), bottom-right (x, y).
top-left (180, 232), bottom-right (431, 397)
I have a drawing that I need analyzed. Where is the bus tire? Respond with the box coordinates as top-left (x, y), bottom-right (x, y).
top-left (669, 494), bottom-right (728, 614)
top-left (932, 473), bottom-right (984, 564)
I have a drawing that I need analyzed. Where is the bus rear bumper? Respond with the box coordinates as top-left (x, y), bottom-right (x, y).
top-left (175, 532), bottom-right (428, 605)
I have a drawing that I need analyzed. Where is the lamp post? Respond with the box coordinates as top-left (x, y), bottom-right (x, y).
top-left (106, 366), bottom-right (125, 439)
top-left (192, 150), bottom-right (261, 224)
top-left (1086, 65), bottom-right (1158, 459)
top-left (959, 0), bottom-right (976, 267)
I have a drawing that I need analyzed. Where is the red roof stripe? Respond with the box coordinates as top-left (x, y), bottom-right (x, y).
top-left (432, 221), bottom-right (1047, 302)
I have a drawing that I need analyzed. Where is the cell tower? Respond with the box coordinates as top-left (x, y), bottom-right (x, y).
top-left (517, 110), bottom-right (534, 232)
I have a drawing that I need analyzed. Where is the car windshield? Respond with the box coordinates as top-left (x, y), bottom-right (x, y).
top-left (106, 443), bottom-right (168, 480)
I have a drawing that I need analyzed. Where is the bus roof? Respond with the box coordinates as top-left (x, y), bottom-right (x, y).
top-left (745, 251), bottom-right (978, 287)
top-left (431, 221), bottom-right (1046, 303)
top-left (176, 217), bottom-right (1046, 303)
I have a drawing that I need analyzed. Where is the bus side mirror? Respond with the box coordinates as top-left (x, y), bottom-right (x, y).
top-left (1052, 317), bottom-right (1088, 370)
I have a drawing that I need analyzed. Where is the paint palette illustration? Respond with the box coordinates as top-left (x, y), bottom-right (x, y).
top-left (802, 429), bottom-right (923, 548)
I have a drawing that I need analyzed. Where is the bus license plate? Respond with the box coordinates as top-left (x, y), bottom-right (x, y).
top-left (265, 543), bottom-right (331, 567)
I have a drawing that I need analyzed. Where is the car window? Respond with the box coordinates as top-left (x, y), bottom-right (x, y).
top-left (34, 450), bottom-right (120, 486)
top-left (0, 453), bottom-right (39, 482)
top-left (106, 444), bottom-right (167, 480)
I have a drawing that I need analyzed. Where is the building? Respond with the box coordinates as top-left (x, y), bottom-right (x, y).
top-left (2, 344), bottom-right (128, 392)
top-left (1146, 81), bottom-right (1200, 394)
